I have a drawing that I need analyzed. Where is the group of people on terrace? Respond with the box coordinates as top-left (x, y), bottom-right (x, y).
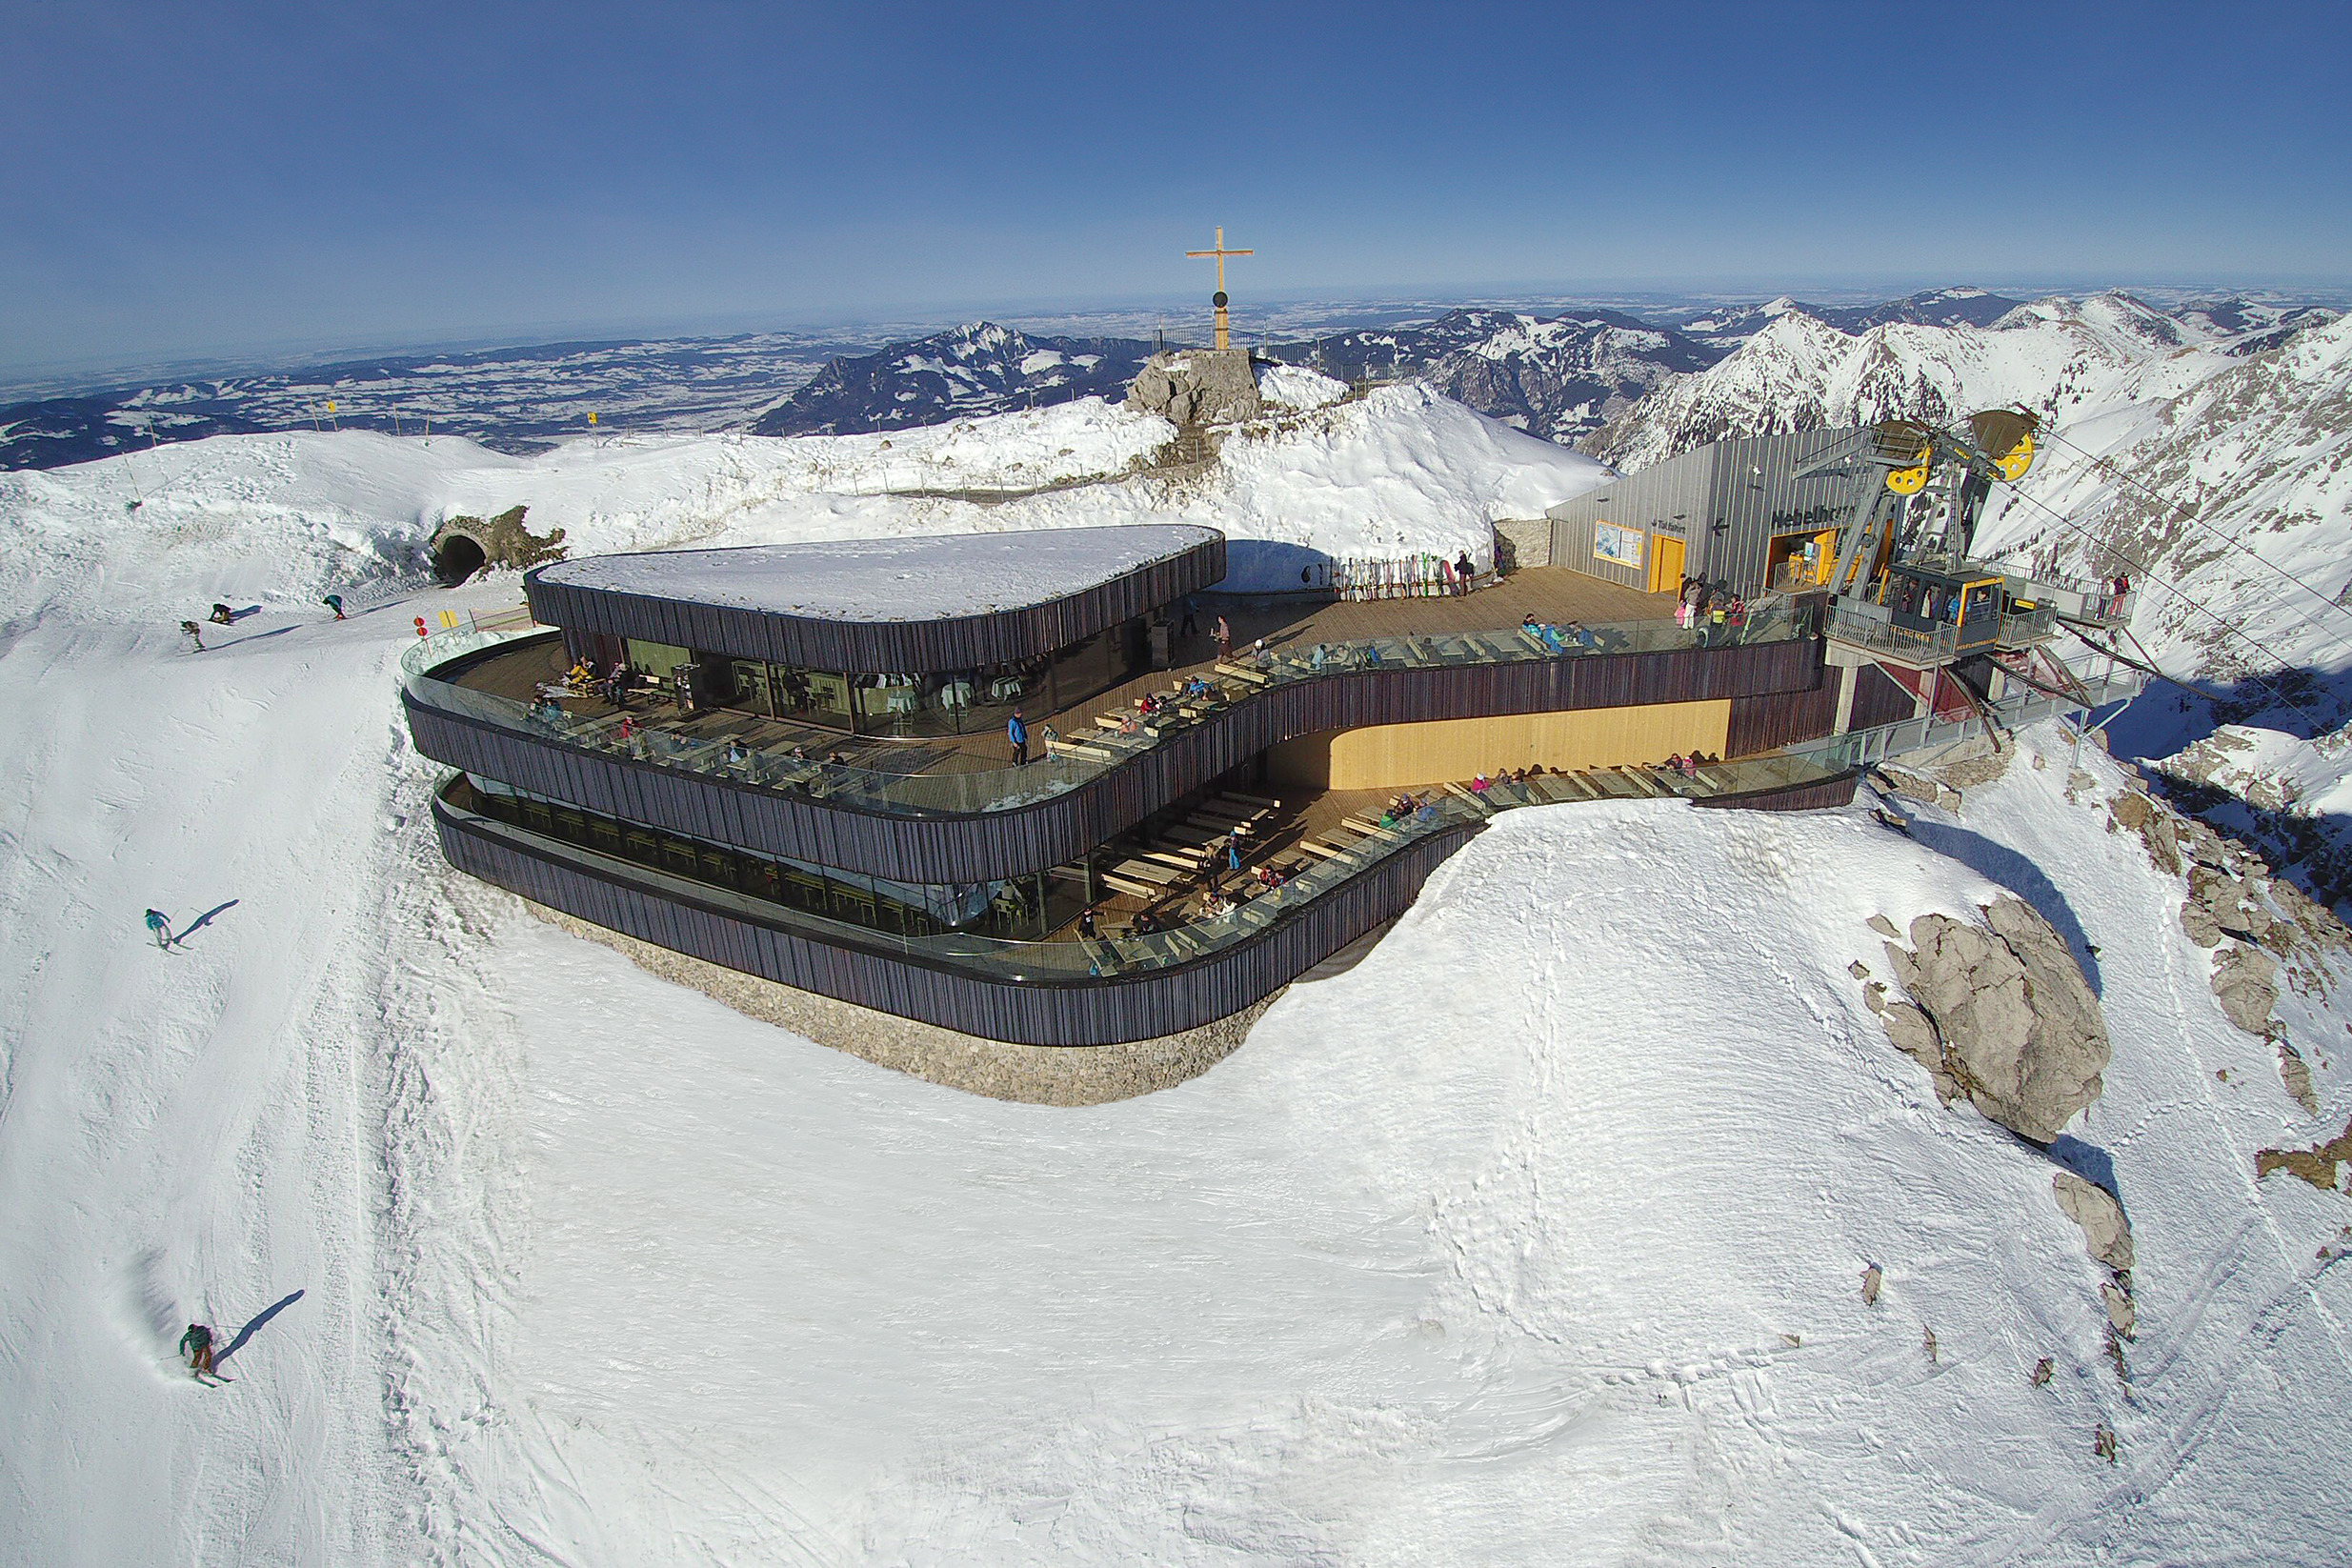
top-left (1676, 578), bottom-right (1751, 647)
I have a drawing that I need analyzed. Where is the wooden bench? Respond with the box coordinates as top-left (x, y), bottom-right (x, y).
top-left (1440, 780), bottom-right (1495, 815)
top-left (1214, 661), bottom-right (1269, 687)
top-left (1220, 791), bottom-right (1282, 810)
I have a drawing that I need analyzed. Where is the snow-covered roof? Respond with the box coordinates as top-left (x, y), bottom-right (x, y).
top-left (533, 523), bottom-right (1223, 623)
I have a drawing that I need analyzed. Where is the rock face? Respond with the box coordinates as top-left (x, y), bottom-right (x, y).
top-left (2210, 942), bottom-right (2281, 1034)
top-left (1878, 897), bottom-right (2112, 1142)
top-left (1126, 348), bottom-right (1264, 427)
top-left (2053, 1172), bottom-right (2135, 1272)
top-left (429, 505), bottom-right (566, 583)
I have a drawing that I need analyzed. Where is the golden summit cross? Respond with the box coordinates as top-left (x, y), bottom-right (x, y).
top-left (1185, 226), bottom-right (1254, 351)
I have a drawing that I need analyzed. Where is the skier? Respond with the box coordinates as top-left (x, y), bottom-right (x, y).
top-left (322, 593), bottom-right (345, 620)
top-left (178, 1322), bottom-right (224, 1382)
top-left (182, 620), bottom-right (206, 653)
top-left (1007, 709), bottom-right (1029, 767)
top-left (144, 909), bottom-right (175, 950)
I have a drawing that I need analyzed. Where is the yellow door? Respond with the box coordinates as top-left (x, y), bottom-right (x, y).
top-left (1649, 535), bottom-right (1685, 595)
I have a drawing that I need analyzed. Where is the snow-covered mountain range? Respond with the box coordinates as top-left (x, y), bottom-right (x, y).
top-left (747, 322), bottom-right (1156, 437)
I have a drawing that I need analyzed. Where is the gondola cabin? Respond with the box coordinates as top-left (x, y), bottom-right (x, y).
top-left (1877, 563), bottom-right (2006, 655)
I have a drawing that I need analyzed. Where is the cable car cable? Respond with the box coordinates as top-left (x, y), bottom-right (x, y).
top-left (2033, 423), bottom-right (2352, 657)
top-left (1986, 475), bottom-right (2339, 739)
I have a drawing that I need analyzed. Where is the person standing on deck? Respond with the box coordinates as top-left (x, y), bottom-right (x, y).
top-left (1179, 595), bottom-right (1199, 640)
top-left (1213, 615), bottom-right (1232, 662)
top-left (1454, 550), bottom-right (1475, 593)
top-left (1008, 710), bottom-right (1029, 766)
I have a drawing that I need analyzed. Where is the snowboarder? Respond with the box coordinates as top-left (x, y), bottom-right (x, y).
top-left (1007, 710), bottom-right (1029, 767)
top-left (144, 909), bottom-right (175, 950)
top-left (209, 603), bottom-right (234, 626)
top-left (322, 593), bottom-right (345, 620)
top-left (182, 620), bottom-right (206, 653)
top-left (178, 1322), bottom-right (223, 1381)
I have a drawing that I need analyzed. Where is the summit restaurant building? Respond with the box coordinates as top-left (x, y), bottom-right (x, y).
top-left (402, 523), bottom-right (1861, 1046)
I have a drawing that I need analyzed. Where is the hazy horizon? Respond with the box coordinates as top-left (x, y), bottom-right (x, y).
top-left (7, 0), bottom-right (2345, 388)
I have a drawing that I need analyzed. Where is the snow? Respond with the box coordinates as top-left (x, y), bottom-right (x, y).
top-left (4, 394), bottom-right (2348, 1563)
top-left (534, 524), bottom-right (1220, 622)
top-left (1255, 362), bottom-right (1347, 410)
top-left (0, 385), bottom-right (1611, 610)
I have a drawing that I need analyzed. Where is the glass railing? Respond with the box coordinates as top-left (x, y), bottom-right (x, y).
top-left (440, 771), bottom-right (1486, 981)
top-left (402, 599), bottom-right (1814, 821)
top-left (440, 731), bottom-right (1874, 983)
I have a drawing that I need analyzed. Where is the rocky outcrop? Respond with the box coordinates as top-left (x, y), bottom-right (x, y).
top-left (2054, 1171), bottom-right (2139, 1341)
top-left (2210, 941), bottom-right (2281, 1034)
top-left (2054, 1172), bottom-right (2134, 1272)
top-left (429, 505), bottom-right (566, 584)
top-left (2279, 1039), bottom-right (2321, 1116)
top-left (1875, 897), bottom-right (2112, 1142)
top-left (1126, 348), bottom-right (1264, 427)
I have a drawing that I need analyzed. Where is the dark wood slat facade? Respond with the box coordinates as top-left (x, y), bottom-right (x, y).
top-left (524, 532), bottom-right (1228, 674)
top-left (408, 631), bottom-right (1835, 884)
top-left (1848, 662), bottom-right (1920, 731)
top-left (435, 784), bottom-right (1483, 1046)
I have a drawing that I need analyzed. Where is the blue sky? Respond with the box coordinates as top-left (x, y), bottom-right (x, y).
top-left (4, 0), bottom-right (2345, 378)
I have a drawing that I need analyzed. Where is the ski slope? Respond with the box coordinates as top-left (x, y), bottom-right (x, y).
top-left (2, 407), bottom-right (2349, 1563)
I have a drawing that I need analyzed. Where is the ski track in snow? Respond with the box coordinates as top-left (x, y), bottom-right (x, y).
top-left (2, 406), bottom-right (2350, 1562)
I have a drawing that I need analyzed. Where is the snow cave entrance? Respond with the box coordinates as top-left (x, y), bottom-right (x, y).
top-left (433, 532), bottom-right (487, 586)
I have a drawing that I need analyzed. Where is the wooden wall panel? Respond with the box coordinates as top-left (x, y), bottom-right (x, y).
top-left (1724, 682), bottom-right (1838, 757)
top-left (1847, 661), bottom-right (1920, 731)
top-left (409, 628), bottom-right (1829, 885)
top-left (1267, 699), bottom-right (1732, 791)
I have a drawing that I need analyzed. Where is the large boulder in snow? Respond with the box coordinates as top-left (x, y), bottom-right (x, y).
top-left (1126, 348), bottom-right (1263, 427)
top-left (2210, 941), bottom-right (2280, 1034)
top-left (1880, 897), bottom-right (2111, 1143)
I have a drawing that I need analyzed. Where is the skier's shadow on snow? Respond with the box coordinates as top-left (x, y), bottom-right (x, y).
top-left (1901, 819), bottom-right (2102, 997)
top-left (173, 899), bottom-right (240, 946)
top-left (214, 1289), bottom-right (304, 1369)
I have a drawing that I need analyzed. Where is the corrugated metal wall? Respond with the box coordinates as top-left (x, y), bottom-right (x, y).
top-left (1549, 430), bottom-right (1872, 597)
top-left (523, 534), bottom-right (1227, 675)
top-left (407, 632), bottom-right (1833, 884)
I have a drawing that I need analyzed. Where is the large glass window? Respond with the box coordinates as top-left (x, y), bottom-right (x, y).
top-left (454, 775), bottom-right (1087, 943)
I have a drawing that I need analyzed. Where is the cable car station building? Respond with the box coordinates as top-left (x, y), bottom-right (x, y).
top-left (402, 469), bottom-right (2133, 1049)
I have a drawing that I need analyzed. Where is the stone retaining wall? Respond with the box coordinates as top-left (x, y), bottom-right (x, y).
top-left (519, 897), bottom-right (1274, 1105)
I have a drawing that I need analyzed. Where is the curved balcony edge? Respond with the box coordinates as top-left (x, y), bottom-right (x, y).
top-left (404, 631), bottom-right (1831, 884)
top-left (432, 780), bottom-right (1484, 1047)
